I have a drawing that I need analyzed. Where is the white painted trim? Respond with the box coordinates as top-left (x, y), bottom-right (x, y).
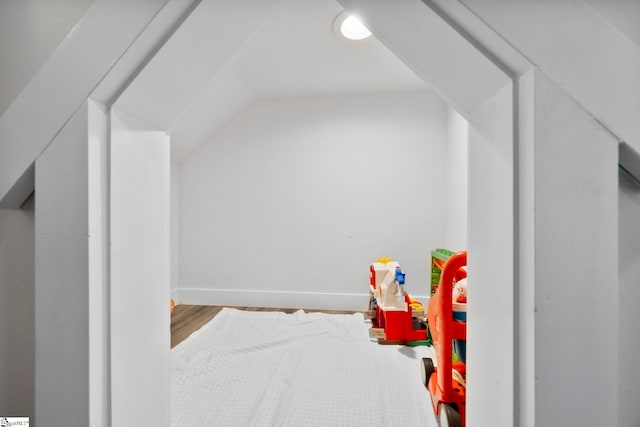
top-left (177, 288), bottom-right (430, 312)
top-left (0, 0), bottom-right (170, 206)
top-left (171, 288), bottom-right (180, 304)
top-left (110, 109), bottom-right (171, 426)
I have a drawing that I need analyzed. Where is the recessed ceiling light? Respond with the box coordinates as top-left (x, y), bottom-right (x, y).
top-left (333, 11), bottom-right (371, 41)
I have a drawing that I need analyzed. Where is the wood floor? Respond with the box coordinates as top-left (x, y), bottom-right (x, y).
top-left (171, 305), bottom-right (361, 348)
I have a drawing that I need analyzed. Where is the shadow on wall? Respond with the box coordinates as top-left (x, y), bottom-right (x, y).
top-left (618, 168), bottom-right (640, 427)
top-left (0, 193), bottom-right (35, 421)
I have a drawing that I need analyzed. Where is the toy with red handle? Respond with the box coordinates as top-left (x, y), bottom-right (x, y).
top-left (423, 250), bottom-right (467, 427)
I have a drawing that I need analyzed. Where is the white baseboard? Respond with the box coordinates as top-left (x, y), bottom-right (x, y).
top-left (176, 287), bottom-right (430, 312)
top-left (177, 288), bottom-right (371, 311)
top-left (171, 288), bottom-right (179, 302)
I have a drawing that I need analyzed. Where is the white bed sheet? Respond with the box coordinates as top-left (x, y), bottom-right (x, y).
top-left (171, 308), bottom-right (438, 427)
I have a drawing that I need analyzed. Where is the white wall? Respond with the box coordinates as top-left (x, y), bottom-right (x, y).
top-left (87, 99), bottom-right (109, 427)
top-left (444, 107), bottom-right (468, 251)
top-left (0, 195), bottom-right (34, 421)
top-left (171, 161), bottom-right (179, 300)
top-left (618, 171), bottom-right (640, 427)
top-left (527, 71), bottom-right (618, 427)
top-left (32, 99), bottom-right (110, 427)
top-left (35, 102), bottom-right (91, 427)
top-left (110, 109), bottom-right (170, 427)
top-left (518, 70), bottom-right (536, 427)
top-left (466, 82), bottom-right (514, 427)
top-left (178, 91), bottom-right (447, 309)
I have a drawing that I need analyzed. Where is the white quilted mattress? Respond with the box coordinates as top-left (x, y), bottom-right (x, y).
top-left (171, 308), bottom-right (438, 427)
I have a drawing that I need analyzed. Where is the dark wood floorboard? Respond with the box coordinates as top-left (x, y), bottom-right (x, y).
top-left (171, 305), bottom-right (362, 348)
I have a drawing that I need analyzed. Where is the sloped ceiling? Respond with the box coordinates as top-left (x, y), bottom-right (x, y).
top-left (113, 0), bottom-right (429, 162)
top-left (233, 0), bottom-right (428, 98)
top-left (582, 0), bottom-right (640, 49)
top-left (457, 0), bottom-right (640, 155)
top-left (0, 0), bottom-right (95, 116)
top-left (1, 0), bottom-right (639, 168)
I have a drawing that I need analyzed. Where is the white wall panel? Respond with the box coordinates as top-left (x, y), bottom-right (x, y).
top-left (179, 91), bottom-right (447, 309)
top-left (87, 99), bottom-right (109, 427)
top-left (618, 172), bottom-right (640, 427)
top-left (110, 109), bottom-right (170, 427)
top-left (532, 71), bottom-right (618, 427)
top-left (444, 107), bottom-right (468, 251)
top-left (35, 102), bottom-right (90, 427)
top-left (467, 82), bottom-right (514, 427)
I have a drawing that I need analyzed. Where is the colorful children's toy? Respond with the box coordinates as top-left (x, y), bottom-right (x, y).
top-left (421, 251), bottom-right (467, 427)
top-left (431, 248), bottom-right (467, 297)
top-left (368, 258), bottom-right (428, 345)
top-left (430, 248), bottom-right (453, 296)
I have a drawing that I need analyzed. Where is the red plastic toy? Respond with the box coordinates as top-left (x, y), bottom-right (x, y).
top-left (374, 292), bottom-right (427, 343)
top-left (368, 259), bottom-right (427, 345)
top-left (422, 251), bottom-right (467, 427)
